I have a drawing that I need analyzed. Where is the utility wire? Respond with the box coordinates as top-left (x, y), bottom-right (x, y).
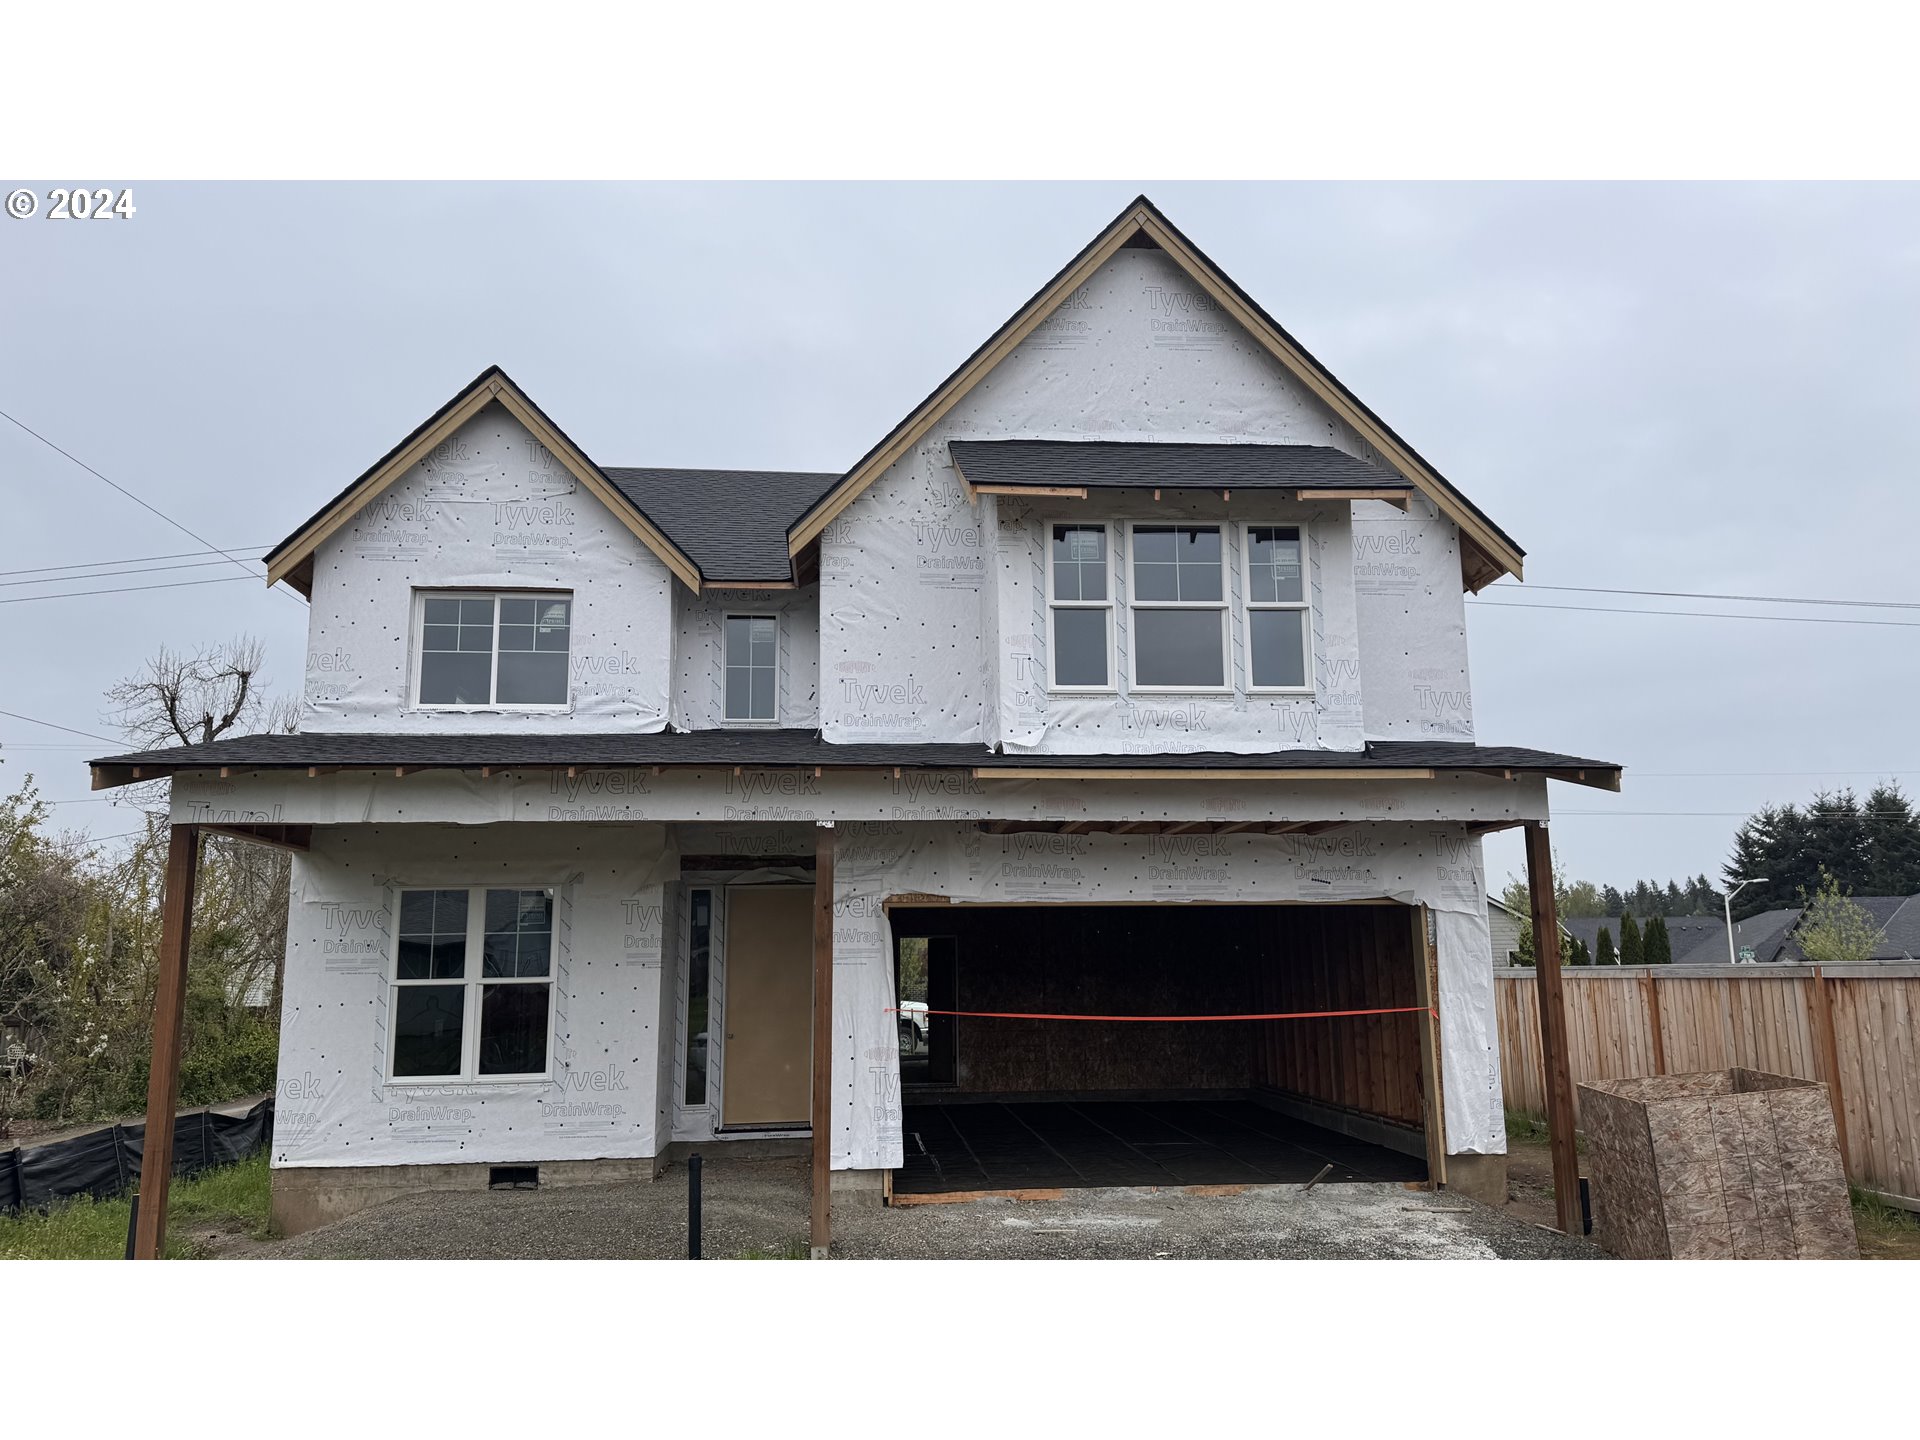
top-left (0, 574), bottom-right (257, 605)
top-left (0, 404), bottom-right (297, 604)
top-left (0, 544), bottom-right (272, 580)
top-left (1468, 598), bottom-right (1920, 629)
top-left (0, 557), bottom-right (257, 589)
top-left (1493, 581), bottom-right (1920, 612)
top-left (0, 708), bottom-right (116, 743)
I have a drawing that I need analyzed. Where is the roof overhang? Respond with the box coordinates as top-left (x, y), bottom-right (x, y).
top-left (263, 367), bottom-right (704, 597)
top-left (787, 196), bottom-right (1526, 593)
top-left (89, 733), bottom-right (1621, 792)
top-left (948, 440), bottom-right (1416, 510)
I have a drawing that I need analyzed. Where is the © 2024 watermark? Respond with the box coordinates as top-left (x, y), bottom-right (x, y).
top-left (6, 186), bottom-right (136, 220)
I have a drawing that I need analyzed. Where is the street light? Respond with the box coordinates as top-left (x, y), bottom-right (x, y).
top-left (1725, 877), bottom-right (1767, 965)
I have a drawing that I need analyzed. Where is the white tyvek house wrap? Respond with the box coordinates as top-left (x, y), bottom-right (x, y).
top-left (827, 822), bottom-right (1505, 1172)
top-left (670, 583), bottom-right (820, 731)
top-left (820, 247), bottom-right (1403, 750)
top-left (992, 493), bottom-right (1364, 754)
top-left (170, 768), bottom-right (1550, 829)
top-left (272, 825), bottom-right (677, 1168)
top-left (1352, 497), bottom-right (1475, 741)
top-left (302, 402), bottom-right (674, 734)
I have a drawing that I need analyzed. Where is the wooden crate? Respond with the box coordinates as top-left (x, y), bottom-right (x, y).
top-left (1578, 1069), bottom-right (1858, 1259)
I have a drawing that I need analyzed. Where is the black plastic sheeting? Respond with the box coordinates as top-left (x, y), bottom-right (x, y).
top-left (0, 1098), bottom-right (273, 1214)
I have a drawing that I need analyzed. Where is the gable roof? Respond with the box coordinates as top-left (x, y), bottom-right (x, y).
top-left (787, 195), bottom-right (1525, 591)
top-left (264, 366), bottom-right (705, 595)
top-left (947, 440), bottom-right (1414, 499)
top-left (603, 467), bottom-right (836, 583)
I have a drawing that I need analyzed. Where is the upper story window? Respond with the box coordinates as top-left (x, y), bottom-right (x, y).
top-left (1041, 521), bottom-right (1314, 696)
top-left (390, 886), bottom-right (555, 1082)
top-left (1128, 523), bottom-right (1227, 691)
top-left (723, 614), bottom-right (779, 722)
top-left (1245, 526), bottom-right (1311, 692)
top-left (1048, 524), bottom-right (1113, 690)
top-left (414, 591), bottom-right (571, 709)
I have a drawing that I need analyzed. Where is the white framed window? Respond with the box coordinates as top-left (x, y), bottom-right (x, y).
top-left (1243, 524), bottom-right (1313, 692)
top-left (1125, 522), bottom-right (1229, 692)
top-left (389, 887), bottom-right (556, 1082)
top-left (413, 591), bottom-right (572, 709)
top-left (723, 614), bottom-right (779, 722)
top-left (1046, 522), bottom-right (1115, 691)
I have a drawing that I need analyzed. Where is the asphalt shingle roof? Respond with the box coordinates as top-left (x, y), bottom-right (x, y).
top-left (948, 440), bottom-right (1410, 493)
top-left (602, 467), bottom-right (837, 582)
top-left (91, 732), bottom-right (1619, 782)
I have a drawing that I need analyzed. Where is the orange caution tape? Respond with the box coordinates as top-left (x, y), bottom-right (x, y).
top-left (886, 1005), bottom-right (1436, 1022)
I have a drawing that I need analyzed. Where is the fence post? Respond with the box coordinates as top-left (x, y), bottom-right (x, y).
top-left (1641, 973), bottom-right (1667, 1076)
top-left (1806, 966), bottom-right (1853, 1178)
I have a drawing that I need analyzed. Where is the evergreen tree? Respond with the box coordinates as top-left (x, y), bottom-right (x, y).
top-left (1567, 935), bottom-right (1593, 966)
top-left (1664, 880), bottom-right (1685, 916)
top-left (1863, 782), bottom-right (1920, 896)
top-left (1644, 915), bottom-right (1672, 965)
top-left (1620, 912), bottom-right (1644, 966)
top-left (1630, 880), bottom-right (1656, 916)
top-left (1595, 926), bottom-right (1617, 965)
top-left (1809, 789), bottom-right (1869, 891)
top-left (1601, 884), bottom-right (1625, 915)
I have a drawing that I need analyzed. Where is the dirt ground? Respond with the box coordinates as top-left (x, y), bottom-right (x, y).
top-left (245, 1154), bottom-right (1600, 1260)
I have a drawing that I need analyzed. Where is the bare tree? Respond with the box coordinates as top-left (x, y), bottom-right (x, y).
top-left (106, 636), bottom-right (269, 748)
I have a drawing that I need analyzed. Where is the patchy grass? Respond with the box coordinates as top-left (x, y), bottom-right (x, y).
top-left (0, 1152), bottom-right (272, 1260)
top-left (1852, 1187), bottom-right (1920, 1260)
top-left (1505, 1109), bottom-right (1551, 1145)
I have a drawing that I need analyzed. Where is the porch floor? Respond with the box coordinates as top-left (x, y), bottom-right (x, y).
top-left (895, 1099), bottom-right (1427, 1196)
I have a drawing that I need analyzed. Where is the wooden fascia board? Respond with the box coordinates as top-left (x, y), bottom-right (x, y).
top-left (970, 767), bottom-right (1437, 782)
top-left (974, 484), bottom-right (1088, 498)
top-left (1130, 211), bottom-right (1525, 584)
top-left (786, 209), bottom-right (1151, 553)
top-left (265, 375), bottom-right (704, 593)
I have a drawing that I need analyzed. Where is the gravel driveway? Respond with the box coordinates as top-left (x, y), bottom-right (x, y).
top-left (255, 1157), bottom-right (1602, 1260)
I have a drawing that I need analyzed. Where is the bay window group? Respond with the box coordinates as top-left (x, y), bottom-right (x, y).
top-left (1046, 521), bottom-right (1310, 693)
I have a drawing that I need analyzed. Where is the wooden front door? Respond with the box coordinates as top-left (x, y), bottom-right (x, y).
top-left (721, 886), bottom-right (814, 1128)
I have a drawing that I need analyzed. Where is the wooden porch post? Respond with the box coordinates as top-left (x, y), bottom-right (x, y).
top-left (132, 824), bottom-right (201, 1260)
top-left (810, 822), bottom-right (835, 1259)
top-left (1523, 821), bottom-right (1582, 1235)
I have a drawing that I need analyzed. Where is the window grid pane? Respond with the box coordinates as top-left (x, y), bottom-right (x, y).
top-left (419, 593), bottom-right (571, 707)
top-left (1131, 526), bottom-right (1222, 602)
top-left (397, 889), bottom-right (469, 980)
top-left (1051, 525), bottom-right (1108, 602)
top-left (483, 889), bottom-right (553, 978)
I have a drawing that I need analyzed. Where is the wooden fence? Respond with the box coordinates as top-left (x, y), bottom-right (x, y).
top-left (1495, 964), bottom-right (1920, 1205)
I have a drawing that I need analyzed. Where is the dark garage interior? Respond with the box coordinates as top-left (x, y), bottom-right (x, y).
top-left (889, 903), bottom-right (1434, 1196)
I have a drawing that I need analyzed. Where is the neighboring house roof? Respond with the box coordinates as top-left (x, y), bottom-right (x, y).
top-left (89, 734), bottom-right (1620, 788)
top-left (602, 467), bottom-right (837, 583)
top-left (786, 195), bottom-right (1525, 590)
top-left (263, 367), bottom-right (706, 595)
top-left (947, 440), bottom-right (1413, 497)
top-left (1566, 914), bottom-right (1726, 962)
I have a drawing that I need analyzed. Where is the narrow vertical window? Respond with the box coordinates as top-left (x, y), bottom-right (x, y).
top-left (685, 889), bottom-right (712, 1105)
top-left (724, 615), bottom-right (778, 721)
top-left (1245, 525), bottom-right (1311, 690)
top-left (1048, 523), bottom-right (1112, 689)
top-left (1128, 524), bottom-right (1226, 689)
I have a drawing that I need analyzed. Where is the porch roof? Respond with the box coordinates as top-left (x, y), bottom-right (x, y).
top-left (90, 731), bottom-right (1622, 791)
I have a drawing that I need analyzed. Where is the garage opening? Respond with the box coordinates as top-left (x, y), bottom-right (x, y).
top-left (888, 903), bottom-right (1433, 1196)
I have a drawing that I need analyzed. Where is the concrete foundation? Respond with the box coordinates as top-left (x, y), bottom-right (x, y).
top-left (1443, 1151), bottom-right (1509, 1206)
top-left (270, 1156), bottom-right (664, 1237)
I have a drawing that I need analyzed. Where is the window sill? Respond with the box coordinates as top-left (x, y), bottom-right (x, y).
top-left (384, 1074), bottom-right (553, 1088)
top-left (1248, 688), bottom-right (1317, 698)
top-left (411, 705), bottom-right (574, 715)
top-left (1127, 686), bottom-right (1235, 697)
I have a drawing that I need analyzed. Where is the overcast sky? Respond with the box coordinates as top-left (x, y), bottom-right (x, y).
top-left (3, 182), bottom-right (1917, 893)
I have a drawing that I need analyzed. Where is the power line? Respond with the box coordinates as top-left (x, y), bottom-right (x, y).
top-left (0, 574), bottom-right (258, 605)
top-left (1468, 598), bottom-right (1920, 629)
top-left (0, 544), bottom-right (272, 580)
top-left (1495, 581), bottom-right (1920, 612)
top-left (0, 404), bottom-right (298, 604)
top-left (0, 708), bottom-right (116, 743)
top-left (0, 557), bottom-right (261, 589)
top-left (1559, 810), bottom-right (1920, 818)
